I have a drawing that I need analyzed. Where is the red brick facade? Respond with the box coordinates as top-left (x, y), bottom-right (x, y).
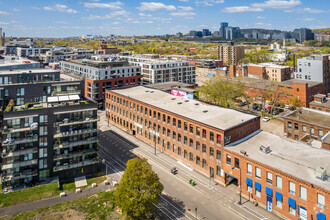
top-left (105, 89), bottom-right (329, 220)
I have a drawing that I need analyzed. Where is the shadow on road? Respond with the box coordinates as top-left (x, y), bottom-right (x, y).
top-left (157, 194), bottom-right (189, 220)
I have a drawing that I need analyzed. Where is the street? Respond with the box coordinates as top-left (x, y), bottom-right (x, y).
top-left (97, 110), bottom-right (282, 220)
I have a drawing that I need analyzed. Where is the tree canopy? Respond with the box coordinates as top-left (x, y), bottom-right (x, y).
top-left (114, 158), bottom-right (164, 219)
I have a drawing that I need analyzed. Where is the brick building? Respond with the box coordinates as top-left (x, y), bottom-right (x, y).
top-left (105, 86), bottom-right (329, 220)
top-left (98, 44), bottom-right (121, 55)
top-left (283, 108), bottom-right (330, 142)
top-left (310, 94), bottom-right (330, 112)
top-left (217, 45), bottom-right (245, 65)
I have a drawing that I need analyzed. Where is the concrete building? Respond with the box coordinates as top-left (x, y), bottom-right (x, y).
top-left (295, 54), bottom-right (330, 93)
top-left (314, 33), bottom-right (330, 42)
top-left (202, 29), bottom-right (211, 37)
top-left (0, 28), bottom-right (5, 47)
top-left (60, 56), bottom-right (142, 103)
top-left (189, 31), bottom-right (197, 37)
top-left (217, 45), bottom-right (245, 65)
top-left (310, 94), bottom-right (330, 112)
top-left (105, 86), bottom-right (329, 220)
top-left (219, 22), bottom-right (228, 39)
top-left (16, 47), bottom-right (52, 58)
top-left (225, 27), bottom-right (241, 40)
top-left (176, 32), bottom-right (183, 38)
top-left (292, 28), bottom-right (314, 43)
top-left (118, 54), bottom-right (195, 84)
top-left (283, 107), bottom-right (329, 143)
top-left (40, 48), bottom-right (102, 64)
top-left (0, 69), bottom-right (98, 190)
top-left (0, 56), bottom-right (40, 70)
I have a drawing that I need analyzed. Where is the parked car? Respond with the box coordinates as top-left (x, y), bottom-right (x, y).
top-left (279, 108), bottom-right (284, 113)
top-left (273, 110), bottom-right (279, 115)
top-left (266, 106), bottom-right (272, 110)
top-left (238, 102), bottom-right (244, 107)
top-left (289, 106), bottom-right (296, 111)
top-left (252, 103), bottom-right (258, 110)
top-left (262, 117), bottom-right (270, 122)
top-left (257, 104), bottom-right (263, 111)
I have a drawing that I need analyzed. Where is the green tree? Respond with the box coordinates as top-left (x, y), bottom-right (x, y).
top-left (115, 158), bottom-right (164, 219)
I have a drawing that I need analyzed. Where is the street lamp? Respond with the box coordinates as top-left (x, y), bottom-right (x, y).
top-left (233, 166), bottom-right (242, 205)
top-left (102, 159), bottom-right (108, 175)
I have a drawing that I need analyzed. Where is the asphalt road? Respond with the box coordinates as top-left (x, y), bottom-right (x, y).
top-left (97, 110), bottom-right (282, 220)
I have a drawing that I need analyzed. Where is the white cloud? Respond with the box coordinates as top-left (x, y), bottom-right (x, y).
top-left (284, 7), bottom-right (326, 13)
top-left (178, 6), bottom-right (194, 11)
top-left (179, 0), bottom-right (189, 2)
top-left (170, 11), bottom-right (196, 19)
top-left (0, 11), bottom-right (12, 15)
top-left (84, 1), bottom-right (123, 10)
top-left (0, 22), bottom-right (9, 25)
top-left (223, 6), bottom-right (263, 13)
top-left (43, 4), bottom-right (78, 14)
top-left (195, 0), bottom-right (224, 6)
top-left (255, 22), bottom-right (273, 28)
top-left (31, 7), bottom-right (40, 10)
top-left (251, 0), bottom-right (301, 9)
top-left (112, 21), bottom-right (120, 24)
top-left (53, 21), bottom-right (68, 24)
top-left (12, 8), bottom-right (20, 12)
top-left (139, 13), bottom-right (152, 17)
top-left (137, 2), bottom-right (176, 11)
top-left (257, 16), bottom-right (266, 19)
top-left (301, 8), bottom-right (326, 13)
top-left (301, 17), bottom-right (315, 21)
top-left (85, 10), bottom-right (129, 20)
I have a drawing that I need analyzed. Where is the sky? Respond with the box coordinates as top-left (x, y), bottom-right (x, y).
top-left (0, 0), bottom-right (329, 37)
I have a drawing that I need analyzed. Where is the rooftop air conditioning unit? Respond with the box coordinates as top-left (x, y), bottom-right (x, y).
top-left (240, 150), bottom-right (247, 156)
top-left (315, 166), bottom-right (326, 181)
top-left (260, 145), bottom-right (271, 154)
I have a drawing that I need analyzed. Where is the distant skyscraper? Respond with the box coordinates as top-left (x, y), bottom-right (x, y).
top-left (189, 30), bottom-right (197, 37)
top-left (225, 27), bottom-right (241, 40)
top-left (292, 28), bottom-right (314, 43)
top-left (219, 22), bottom-right (228, 39)
top-left (196, 31), bottom-right (203, 37)
top-left (202, 29), bottom-right (211, 37)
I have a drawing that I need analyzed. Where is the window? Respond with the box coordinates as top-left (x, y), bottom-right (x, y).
top-left (162, 127), bottom-right (166, 136)
top-left (173, 144), bottom-right (176, 153)
top-left (217, 134), bottom-right (221, 144)
top-left (172, 131), bottom-right (176, 140)
top-left (202, 159), bottom-right (207, 169)
top-left (216, 166), bottom-right (221, 176)
top-left (163, 114), bottom-right (165, 122)
top-left (302, 125), bottom-right (306, 133)
top-left (184, 136), bottom-right (187, 145)
top-left (189, 138), bottom-right (194, 148)
top-left (267, 172), bottom-right (272, 184)
top-left (178, 146), bottom-right (181, 156)
top-left (39, 126), bottom-right (48, 136)
top-left (210, 147), bottom-right (214, 157)
top-left (189, 153), bottom-right (193, 162)
top-left (202, 144), bottom-right (206, 153)
top-left (289, 181), bottom-right (295, 195)
top-left (276, 199), bottom-right (282, 209)
top-left (226, 154), bottom-right (231, 165)
top-left (216, 150), bottom-right (221, 161)
top-left (173, 118), bottom-right (176, 127)
top-left (310, 127), bottom-right (314, 135)
top-left (202, 129), bottom-right (206, 139)
top-left (196, 156), bottom-right (200, 166)
top-left (319, 129), bottom-right (323, 137)
top-left (189, 124), bottom-right (193, 133)
top-left (288, 121), bottom-right (292, 129)
top-left (196, 127), bottom-right (200, 136)
top-left (247, 163), bottom-right (252, 175)
top-left (294, 123), bottom-right (298, 130)
top-left (178, 134), bottom-right (181, 142)
top-left (289, 205), bottom-right (295, 216)
top-left (255, 188), bottom-right (261, 197)
top-left (196, 141), bottom-right (200, 151)
top-left (317, 193), bottom-right (325, 208)
top-left (39, 148), bottom-right (47, 158)
top-left (300, 186), bottom-right (307, 201)
top-left (247, 185), bottom-right (252, 193)
top-left (210, 132), bottom-right (214, 142)
top-left (184, 150), bottom-right (188, 159)
top-left (276, 176), bottom-right (282, 189)
top-left (234, 158), bottom-right (239, 168)
top-left (167, 116), bottom-right (171, 124)
top-left (167, 129), bottom-right (170, 137)
top-left (255, 167), bottom-right (261, 178)
top-left (178, 120), bottom-right (181, 129)
top-left (184, 122), bottom-right (188, 131)
top-left (167, 142), bottom-right (170, 150)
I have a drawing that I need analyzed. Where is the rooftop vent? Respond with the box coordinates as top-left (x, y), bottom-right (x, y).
top-left (240, 150), bottom-right (247, 156)
top-left (195, 103), bottom-right (199, 106)
top-left (150, 91), bottom-right (154, 93)
top-left (184, 100), bottom-right (189, 102)
top-left (203, 110), bottom-right (208, 113)
top-left (316, 166), bottom-right (327, 181)
top-left (260, 145), bottom-right (271, 154)
top-left (171, 98), bottom-right (176, 100)
top-left (178, 102), bottom-right (182, 105)
top-left (299, 110), bottom-right (302, 114)
top-left (145, 90), bottom-right (149, 93)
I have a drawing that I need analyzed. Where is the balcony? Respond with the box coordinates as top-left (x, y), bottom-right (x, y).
top-left (3, 123), bottom-right (38, 134)
top-left (54, 128), bottom-right (98, 138)
top-left (55, 117), bottom-right (99, 127)
top-left (53, 158), bottom-right (98, 172)
top-left (1, 159), bottom-right (38, 170)
top-left (54, 138), bottom-right (98, 150)
top-left (2, 147), bottom-right (38, 158)
top-left (52, 90), bottom-right (81, 96)
top-left (2, 169), bottom-right (38, 182)
top-left (53, 148), bottom-right (97, 161)
top-left (2, 136), bottom-right (38, 146)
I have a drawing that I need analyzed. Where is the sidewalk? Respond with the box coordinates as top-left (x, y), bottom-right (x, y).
top-left (0, 177), bottom-right (114, 217)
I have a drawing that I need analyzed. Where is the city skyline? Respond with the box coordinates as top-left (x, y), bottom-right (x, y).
top-left (0, 0), bottom-right (329, 37)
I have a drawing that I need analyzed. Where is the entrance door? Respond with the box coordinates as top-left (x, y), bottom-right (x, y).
top-left (210, 167), bottom-right (214, 178)
top-left (267, 196), bottom-right (272, 212)
top-left (132, 130), bottom-right (136, 136)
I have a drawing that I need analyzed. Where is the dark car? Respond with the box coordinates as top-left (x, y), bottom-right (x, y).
top-left (257, 104), bottom-right (263, 111)
top-left (252, 103), bottom-right (258, 110)
top-left (273, 110), bottom-right (279, 115)
top-left (171, 167), bottom-right (178, 175)
top-left (279, 108), bottom-right (284, 113)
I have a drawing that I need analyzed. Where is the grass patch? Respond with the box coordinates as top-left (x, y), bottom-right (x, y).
top-left (12, 191), bottom-right (119, 220)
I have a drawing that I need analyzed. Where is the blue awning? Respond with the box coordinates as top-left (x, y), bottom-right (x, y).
top-left (288, 198), bottom-right (296, 208)
top-left (275, 192), bottom-right (283, 201)
top-left (317, 211), bottom-right (326, 220)
top-left (255, 182), bottom-right (261, 190)
top-left (266, 187), bottom-right (273, 196)
top-left (246, 178), bottom-right (252, 186)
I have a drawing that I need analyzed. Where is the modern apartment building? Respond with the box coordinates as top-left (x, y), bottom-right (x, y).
top-left (0, 69), bottom-right (98, 190)
top-left (40, 48), bottom-right (102, 64)
top-left (294, 54), bottom-right (329, 93)
top-left (16, 47), bottom-right (52, 58)
top-left (217, 45), bottom-right (245, 65)
top-left (0, 56), bottom-right (40, 70)
top-left (105, 86), bottom-right (329, 220)
top-left (118, 54), bottom-right (195, 84)
top-left (60, 56), bottom-right (142, 104)
top-left (283, 108), bottom-right (330, 142)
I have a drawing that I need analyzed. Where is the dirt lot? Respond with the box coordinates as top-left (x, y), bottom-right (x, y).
top-left (260, 118), bottom-right (284, 137)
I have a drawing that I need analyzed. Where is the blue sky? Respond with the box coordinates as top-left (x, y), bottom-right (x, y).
top-left (0, 0), bottom-right (329, 37)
